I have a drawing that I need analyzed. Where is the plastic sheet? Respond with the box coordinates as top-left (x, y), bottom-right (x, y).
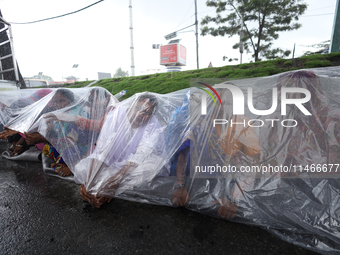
top-left (0, 88), bottom-right (53, 126)
top-left (0, 88), bottom-right (116, 162)
top-left (0, 68), bottom-right (339, 254)
top-left (42, 153), bottom-right (74, 181)
top-left (184, 69), bottom-right (340, 254)
top-left (0, 88), bottom-right (95, 131)
top-left (35, 89), bottom-right (189, 195)
top-left (1, 146), bottom-right (42, 162)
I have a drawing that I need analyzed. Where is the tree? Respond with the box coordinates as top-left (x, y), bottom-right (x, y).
top-left (201, 0), bottom-right (307, 62)
top-left (113, 67), bottom-right (129, 78)
top-left (32, 74), bottom-right (53, 81)
top-left (223, 56), bottom-right (238, 62)
top-left (301, 40), bottom-right (330, 56)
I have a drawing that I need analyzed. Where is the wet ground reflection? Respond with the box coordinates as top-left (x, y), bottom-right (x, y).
top-left (0, 141), bottom-right (317, 254)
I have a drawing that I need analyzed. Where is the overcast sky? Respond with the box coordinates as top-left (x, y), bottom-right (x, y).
top-left (0, 0), bottom-right (337, 81)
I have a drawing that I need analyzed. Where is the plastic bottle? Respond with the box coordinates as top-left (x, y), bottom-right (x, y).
top-left (114, 90), bottom-right (127, 100)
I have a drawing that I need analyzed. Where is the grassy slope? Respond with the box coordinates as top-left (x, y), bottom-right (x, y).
top-left (67, 52), bottom-right (340, 100)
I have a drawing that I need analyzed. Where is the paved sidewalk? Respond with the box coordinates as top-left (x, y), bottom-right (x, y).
top-left (0, 141), bottom-right (318, 255)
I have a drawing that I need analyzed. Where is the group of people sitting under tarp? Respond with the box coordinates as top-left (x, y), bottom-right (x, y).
top-left (0, 68), bottom-right (340, 254)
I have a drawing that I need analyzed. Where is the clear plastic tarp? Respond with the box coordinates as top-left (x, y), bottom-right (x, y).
top-left (0, 88), bottom-right (53, 127)
top-left (0, 67), bottom-right (339, 254)
top-left (0, 88), bottom-right (91, 131)
top-left (0, 87), bottom-right (118, 161)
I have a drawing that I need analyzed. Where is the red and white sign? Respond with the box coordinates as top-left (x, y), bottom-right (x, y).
top-left (160, 44), bottom-right (186, 66)
top-left (179, 45), bottom-right (186, 65)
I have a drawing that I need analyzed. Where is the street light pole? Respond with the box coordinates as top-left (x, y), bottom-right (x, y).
top-left (194, 0), bottom-right (199, 69)
top-left (129, 0), bottom-right (135, 76)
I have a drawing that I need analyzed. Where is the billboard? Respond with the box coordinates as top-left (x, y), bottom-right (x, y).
top-left (160, 44), bottom-right (186, 66)
top-left (98, 72), bottom-right (111, 80)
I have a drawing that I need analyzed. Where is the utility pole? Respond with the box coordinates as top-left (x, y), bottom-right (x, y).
top-left (194, 0), bottom-right (199, 69)
top-left (129, 0), bottom-right (135, 76)
top-left (163, 1), bottom-right (199, 69)
top-left (330, 0), bottom-right (340, 53)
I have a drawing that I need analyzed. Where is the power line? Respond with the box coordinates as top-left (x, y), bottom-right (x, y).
top-left (175, 10), bottom-right (216, 30)
top-left (8, 0), bottom-right (104, 25)
top-left (308, 5), bottom-right (335, 11)
top-left (192, 5), bottom-right (333, 20)
top-left (175, 14), bottom-right (195, 30)
top-left (173, 5), bottom-right (216, 32)
top-left (174, 2), bottom-right (194, 30)
top-left (301, 13), bottom-right (334, 17)
top-left (198, 9), bottom-right (215, 15)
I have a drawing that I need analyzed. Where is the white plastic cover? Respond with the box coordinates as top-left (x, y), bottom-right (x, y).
top-left (0, 88), bottom-right (90, 131)
top-left (35, 89), bottom-right (189, 195)
top-left (0, 88), bottom-right (53, 127)
top-left (0, 68), bottom-right (339, 254)
top-left (185, 69), bottom-right (340, 254)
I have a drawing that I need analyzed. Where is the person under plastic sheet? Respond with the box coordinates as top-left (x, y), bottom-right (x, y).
top-left (169, 131), bottom-right (190, 207)
top-left (250, 70), bottom-right (340, 251)
top-left (0, 88), bottom-right (74, 157)
top-left (262, 70), bottom-right (340, 170)
top-left (164, 89), bottom-right (191, 207)
top-left (0, 88), bottom-right (52, 124)
top-left (169, 86), bottom-right (261, 220)
top-left (40, 87), bottom-right (117, 177)
top-left (259, 70), bottom-right (340, 195)
top-left (0, 88), bottom-right (53, 144)
top-left (78, 93), bottom-right (166, 208)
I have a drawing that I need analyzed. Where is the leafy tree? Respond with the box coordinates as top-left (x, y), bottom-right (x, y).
top-left (201, 0), bottom-right (307, 62)
top-left (113, 67), bottom-right (129, 78)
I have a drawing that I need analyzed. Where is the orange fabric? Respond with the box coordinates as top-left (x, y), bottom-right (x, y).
top-left (76, 116), bottom-right (105, 131)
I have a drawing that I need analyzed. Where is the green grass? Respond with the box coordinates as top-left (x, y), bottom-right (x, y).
top-left (304, 60), bottom-right (333, 68)
top-left (63, 52), bottom-right (340, 100)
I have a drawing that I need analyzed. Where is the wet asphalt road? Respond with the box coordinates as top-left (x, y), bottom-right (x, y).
top-left (0, 141), bottom-right (319, 255)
